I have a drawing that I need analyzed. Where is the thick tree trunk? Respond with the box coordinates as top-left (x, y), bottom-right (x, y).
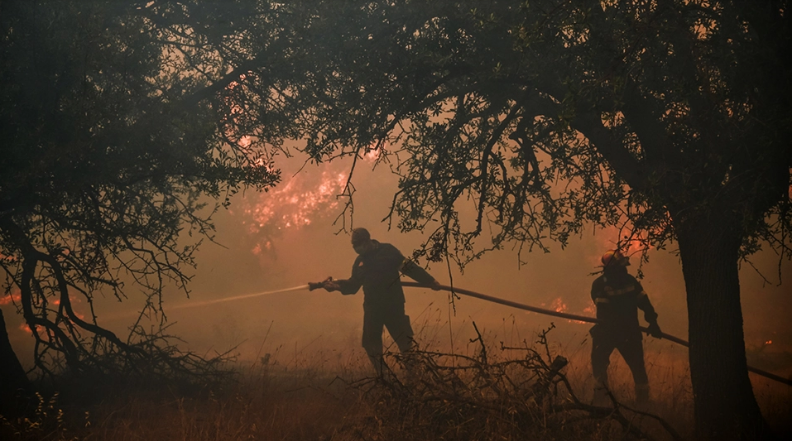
top-left (0, 309), bottom-right (32, 417)
top-left (676, 218), bottom-right (773, 440)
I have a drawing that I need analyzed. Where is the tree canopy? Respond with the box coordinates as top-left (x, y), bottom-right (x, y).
top-left (0, 0), bottom-right (278, 383)
top-left (199, 1), bottom-right (790, 438)
top-left (1, 0), bottom-right (789, 438)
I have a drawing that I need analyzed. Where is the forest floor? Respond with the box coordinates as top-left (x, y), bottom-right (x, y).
top-left (2, 329), bottom-right (790, 441)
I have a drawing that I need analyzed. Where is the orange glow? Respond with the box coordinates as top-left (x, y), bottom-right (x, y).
top-left (551, 297), bottom-right (567, 314)
top-left (363, 145), bottom-right (383, 162)
top-left (765, 340), bottom-right (772, 345)
top-left (0, 291), bottom-right (21, 306)
top-left (239, 167), bottom-right (348, 254)
top-left (592, 225), bottom-right (662, 268)
top-left (243, 170), bottom-right (346, 231)
top-left (0, 252), bottom-right (17, 262)
top-left (19, 323), bottom-right (42, 334)
top-left (547, 297), bottom-right (593, 324)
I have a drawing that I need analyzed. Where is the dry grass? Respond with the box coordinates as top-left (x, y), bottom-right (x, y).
top-left (1, 324), bottom-right (790, 441)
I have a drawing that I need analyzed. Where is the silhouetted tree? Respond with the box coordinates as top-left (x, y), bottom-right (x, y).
top-left (3, 1), bottom-right (788, 438)
top-left (0, 0), bottom-right (278, 399)
top-left (207, 1), bottom-right (790, 438)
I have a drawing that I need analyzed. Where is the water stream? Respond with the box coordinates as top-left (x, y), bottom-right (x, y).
top-left (168, 284), bottom-right (310, 311)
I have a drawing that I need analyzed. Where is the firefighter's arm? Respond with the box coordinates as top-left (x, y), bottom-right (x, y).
top-left (308, 277), bottom-right (341, 292)
top-left (591, 279), bottom-right (608, 307)
top-left (336, 277), bottom-right (362, 295)
top-left (401, 258), bottom-right (440, 290)
top-left (309, 276), bottom-right (361, 294)
top-left (309, 258), bottom-right (363, 294)
top-left (333, 259), bottom-right (364, 295)
top-left (636, 284), bottom-right (662, 338)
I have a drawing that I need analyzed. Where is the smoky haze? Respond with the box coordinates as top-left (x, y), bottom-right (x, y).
top-left (3, 154), bottom-right (790, 376)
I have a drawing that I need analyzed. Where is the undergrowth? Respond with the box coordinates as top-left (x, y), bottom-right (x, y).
top-left (1, 324), bottom-right (789, 440)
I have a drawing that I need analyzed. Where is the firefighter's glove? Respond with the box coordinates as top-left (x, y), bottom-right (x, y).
top-left (322, 276), bottom-right (340, 292)
top-left (646, 321), bottom-right (662, 339)
top-left (309, 277), bottom-right (339, 292)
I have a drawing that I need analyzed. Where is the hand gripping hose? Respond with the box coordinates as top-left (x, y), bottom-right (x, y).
top-left (401, 282), bottom-right (792, 387)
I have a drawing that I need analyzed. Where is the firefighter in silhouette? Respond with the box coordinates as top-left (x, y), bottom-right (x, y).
top-left (310, 228), bottom-right (440, 375)
top-left (590, 250), bottom-right (662, 405)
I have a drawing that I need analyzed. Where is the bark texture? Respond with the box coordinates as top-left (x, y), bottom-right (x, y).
top-left (0, 309), bottom-right (32, 417)
top-left (677, 216), bottom-right (774, 440)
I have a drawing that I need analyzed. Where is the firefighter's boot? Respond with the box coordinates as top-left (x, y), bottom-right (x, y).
top-left (367, 353), bottom-right (385, 378)
top-left (593, 381), bottom-right (610, 406)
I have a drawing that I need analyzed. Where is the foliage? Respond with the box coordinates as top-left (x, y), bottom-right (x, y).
top-left (215, 0), bottom-right (791, 267)
top-left (203, 1), bottom-right (790, 436)
top-left (0, 0), bottom-right (278, 376)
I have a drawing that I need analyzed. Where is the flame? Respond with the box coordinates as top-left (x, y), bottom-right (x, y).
top-left (551, 297), bottom-right (568, 313)
top-left (238, 166), bottom-right (348, 255)
top-left (548, 297), bottom-right (592, 324)
top-left (242, 170), bottom-right (346, 232)
top-left (592, 225), bottom-right (661, 267)
top-left (0, 291), bottom-right (22, 306)
top-left (363, 144), bottom-right (384, 162)
top-left (19, 323), bottom-right (41, 334)
top-left (0, 252), bottom-right (18, 262)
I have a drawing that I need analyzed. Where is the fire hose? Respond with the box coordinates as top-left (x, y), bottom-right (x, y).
top-left (165, 279), bottom-right (790, 386)
top-left (397, 282), bottom-right (792, 387)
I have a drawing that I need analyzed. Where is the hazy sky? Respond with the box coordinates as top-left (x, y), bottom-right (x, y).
top-left (3, 152), bottom-right (790, 374)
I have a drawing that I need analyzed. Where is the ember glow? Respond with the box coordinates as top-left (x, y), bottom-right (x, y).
top-left (593, 226), bottom-right (657, 265)
top-left (19, 323), bottom-right (42, 334)
top-left (551, 297), bottom-right (568, 314)
top-left (0, 291), bottom-right (21, 306)
top-left (548, 297), bottom-right (592, 324)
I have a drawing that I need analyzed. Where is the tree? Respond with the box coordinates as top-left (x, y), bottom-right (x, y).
top-left (208, 0), bottom-right (790, 438)
top-left (0, 0), bottom-right (278, 401)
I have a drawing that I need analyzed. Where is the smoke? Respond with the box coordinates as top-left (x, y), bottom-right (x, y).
top-left (2, 154), bottom-right (790, 375)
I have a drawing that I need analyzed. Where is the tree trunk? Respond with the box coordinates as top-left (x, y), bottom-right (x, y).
top-left (676, 217), bottom-right (774, 440)
top-left (0, 309), bottom-right (32, 417)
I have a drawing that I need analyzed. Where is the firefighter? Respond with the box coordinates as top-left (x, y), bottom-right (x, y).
top-left (590, 249), bottom-right (662, 405)
top-left (313, 228), bottom-right (440, 375)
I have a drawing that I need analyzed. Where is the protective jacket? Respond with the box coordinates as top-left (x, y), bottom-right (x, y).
top-left (337, 241), bottom-right (435, 305)
top-left (591, 271), bottom-right (658, 336)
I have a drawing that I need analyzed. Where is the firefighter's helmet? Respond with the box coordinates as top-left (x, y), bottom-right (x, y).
top-left (601, 249), bottom-right (630, 267)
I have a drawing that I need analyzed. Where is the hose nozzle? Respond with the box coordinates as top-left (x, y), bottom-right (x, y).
top-left (308, 277), bottom-right (334, 291)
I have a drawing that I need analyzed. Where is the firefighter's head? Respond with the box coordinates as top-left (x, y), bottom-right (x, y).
top-left (351, 228), bottom-right (374, 255)
top-left (601, 250), bottom-right (630, 269)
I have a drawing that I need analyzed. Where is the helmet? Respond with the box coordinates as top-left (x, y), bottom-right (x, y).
top-left (601, 250), bottom-right (630, 267)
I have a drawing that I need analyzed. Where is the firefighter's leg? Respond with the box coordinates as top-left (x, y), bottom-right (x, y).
top-left (384, 302), bottom-right (415, 354)
top-left (361, 306), bottom-right (386, 376)
top-left (383, 303), bottom-right (417, 376)
top-left (591, 332), bottom-right (616, 404)
top-left (618, 337), bottom-right (650, 404)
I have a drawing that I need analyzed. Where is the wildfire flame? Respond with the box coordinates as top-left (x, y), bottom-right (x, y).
top-left (593, 225), bottom-right (662, 267)
top-left (0, 291), bottom-right (22, 306)
top-left (551, 297), bottom-right (567, 314)
top-left (0, 252), bottom-right (17, 263)
top-left (19, 323), bottom-right (42, 334)
top-left (239, 166), bottom-right (348, 255)
top-left (546, 297), bottom-right (591, 324)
